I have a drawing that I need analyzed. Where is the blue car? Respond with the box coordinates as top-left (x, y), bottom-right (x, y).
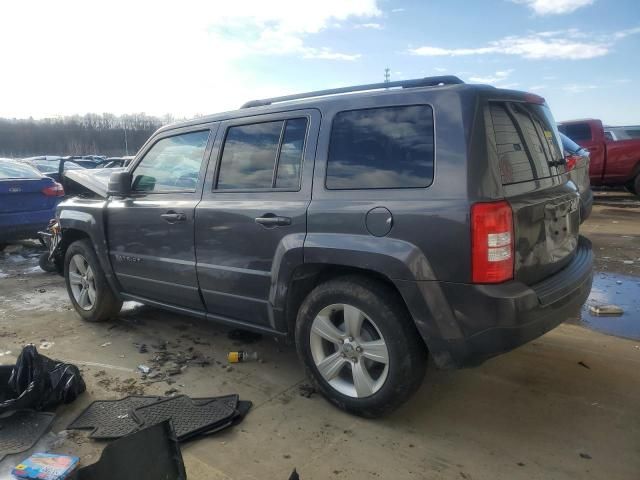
top-left (0, 159), bottom-right (64, 244)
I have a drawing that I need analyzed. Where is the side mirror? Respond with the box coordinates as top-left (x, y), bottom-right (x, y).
top-left (107, 171), bottom-right (132, 197)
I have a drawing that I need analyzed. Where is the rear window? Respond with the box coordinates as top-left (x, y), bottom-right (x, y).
top-left (326, 105), bottom-right (434, 190)
top-left (0, 160), bottom-right (41, 179)
top-left (558, 123), bottom-right (592, 141)
top-left (488, 102), bottom-right (564, 185)
top-left (560, 133), bottom-right (582, 155)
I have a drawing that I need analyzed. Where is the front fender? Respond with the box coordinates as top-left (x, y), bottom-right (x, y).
top-left (58, 199), bottom-right (121, 297)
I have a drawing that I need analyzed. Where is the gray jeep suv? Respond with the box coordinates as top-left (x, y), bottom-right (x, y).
top-left (48, 76), bottom-right (593, 417)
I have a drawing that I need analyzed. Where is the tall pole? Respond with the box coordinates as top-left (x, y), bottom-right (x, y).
top-left (384, 67), bottom-right (391, 83)
top-left (124, 125), bottom-right (129, 156)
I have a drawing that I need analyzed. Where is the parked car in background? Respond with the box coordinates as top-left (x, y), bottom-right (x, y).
top-left (0, 158), bottom-right (64, 245)
top-left (560, 132), bottom-right (592, 221)
top-left (604, 125), bottom-right (640, 141)
top-left (47, 77), bottom-right (593, 417)
top-left (95, 156), bottom-right (135, 169)
top-left (62, 156), bottom-right (106, 169)
top-left (20, 157), bottom-right (85, 183)
top-left (558, 119), bottom-right (640, 195)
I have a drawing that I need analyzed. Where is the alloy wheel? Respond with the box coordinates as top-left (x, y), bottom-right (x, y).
top-left (309, 303), bottom-right (390, 398)
top-left (68, 254), bottom-right (97, 311)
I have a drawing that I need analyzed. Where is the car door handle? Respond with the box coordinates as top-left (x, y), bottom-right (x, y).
top-left (161, 211), bottom-right (187, 223)
top-left (255, 214), bottom-right (291, 227)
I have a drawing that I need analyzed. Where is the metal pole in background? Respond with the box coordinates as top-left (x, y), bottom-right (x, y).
top-left (124, 125), bottom-right (129, 156)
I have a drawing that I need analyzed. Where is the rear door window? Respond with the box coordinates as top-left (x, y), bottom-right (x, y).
top-left (326, 105), bottom-right (434, 190)
top-left (489, 102), bottom-right (564, 185)
top-left (216, 118), bottom-right (308, 191)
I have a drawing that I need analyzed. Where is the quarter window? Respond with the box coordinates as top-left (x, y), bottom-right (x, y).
top-left (216, 118), bottom-right (307, 190)
top-left (326, 105), bottom-right (434, 190)
top-left (132, 131), bottom-right (209, 193)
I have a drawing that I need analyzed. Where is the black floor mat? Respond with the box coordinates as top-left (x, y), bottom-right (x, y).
top-left (69, 420), bottom-right (186, 480)
top-left (130, 394), bottom-right (239, 441)
top-left (67, 395), bottom-right (163, 439)
top-left (0, 410), bottom-right (55, 461)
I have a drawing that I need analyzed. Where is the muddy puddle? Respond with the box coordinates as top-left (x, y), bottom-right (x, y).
top-left (568, 271), bottom-right (640, 340)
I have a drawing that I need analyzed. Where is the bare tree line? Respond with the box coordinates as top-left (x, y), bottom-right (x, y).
top-left (0, 113), bottom-right (177, 158)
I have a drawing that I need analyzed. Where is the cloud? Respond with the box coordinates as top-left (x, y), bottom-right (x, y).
top-left (303, 49), bottom-right (361, 60)
top-left (562, 84), bottom-right (598, 93)
top-left (528, 85), bottom-right (547, 91)
top-left (408, 29), bottom-right (629, 60)
top-left (0, 0), bottom-right (382, 117)
top-left (469, 69), bottom-right (514, 84)
top-left (511, 0), bottom-right (595, 15)
top-left (206, 1), bottom-right (381, 60)
top-left (391, 8), bottom-right (406, 12)
top-left (434, 67), bottom-right (447, 72)
top-left (355, 22), bottom-right (383, 29)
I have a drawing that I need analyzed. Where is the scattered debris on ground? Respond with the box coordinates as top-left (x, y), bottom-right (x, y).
top-left (589, 304), bottom-right (624, 316)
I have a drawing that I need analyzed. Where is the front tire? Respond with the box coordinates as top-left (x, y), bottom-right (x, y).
top-left (295, 276), bottom-right (427, 418)
top-left (38, 252), bottom-right (57, 273)
top-left (64, 239), bottom-right (122, 322)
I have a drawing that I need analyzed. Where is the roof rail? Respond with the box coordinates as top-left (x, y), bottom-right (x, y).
top-left (240, 75), bottom-right (464, 109)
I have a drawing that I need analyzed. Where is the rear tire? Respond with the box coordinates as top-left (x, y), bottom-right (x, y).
top-left (64, 239), bottom-right (122, 322)
top-left (295, 275), bottom-right (427, 418)
top-left (633, 175), bottom-right (640, 197)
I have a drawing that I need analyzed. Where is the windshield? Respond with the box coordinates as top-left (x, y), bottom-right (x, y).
top-left (0, 159), bottom-right (42, 179)
top-left (32, 160), bottom-right (83, 172)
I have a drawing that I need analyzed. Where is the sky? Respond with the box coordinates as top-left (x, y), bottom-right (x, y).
top-left (0, 0), bottom-right (638, 124)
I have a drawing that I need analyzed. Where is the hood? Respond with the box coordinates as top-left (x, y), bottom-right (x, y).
top-left (63, 168), bottom-right (123, 198)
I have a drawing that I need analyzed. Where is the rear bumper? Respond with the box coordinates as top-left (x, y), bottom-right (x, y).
top-left (580, 189), bottom-right (593, 222)
top-left (0, 209), bottom-right (56, 242)
top-left (397, 236), bottom-right (593, 369)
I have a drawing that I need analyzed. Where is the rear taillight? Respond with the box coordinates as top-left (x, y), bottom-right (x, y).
top-left (564, 154), bottom-right (580, 171)
top-left (471, 201), bottom-right (514, 284)
top-left (42, 182), bottom-right (65, 197)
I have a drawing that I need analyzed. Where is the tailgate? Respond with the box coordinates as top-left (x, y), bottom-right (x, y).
top-left (0, 178), bottom-right (56, 214)
top-left (487, 99), bottom-right (579, 285)
top-left (509, 185), bottom-right (580, 285)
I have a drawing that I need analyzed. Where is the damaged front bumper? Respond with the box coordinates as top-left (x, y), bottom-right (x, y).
top-left (38, 219), bottom-right (63, 270)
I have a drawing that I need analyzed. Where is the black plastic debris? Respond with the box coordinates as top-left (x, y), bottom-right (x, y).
top-left (0, 410), bottom-right (55, 461)
top-left (131, 394), bottom-right (241, 441)
top-left (67, 394), bottom-right (252, 441)
top-left (67, 395), bottom-right (164, 439)
top-left (0, 345), bottom-right (86, 414)
top-left (68, 421), bottom-right (186, 480)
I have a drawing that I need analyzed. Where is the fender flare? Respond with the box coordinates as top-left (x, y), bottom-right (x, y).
top-left (270, 233), bottom-right (464, 367)
top-left (58, 208), bottom-right (122, 298)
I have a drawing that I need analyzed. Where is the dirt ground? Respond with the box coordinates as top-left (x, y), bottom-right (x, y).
top-left (1, 190), bottom-right (639, 480)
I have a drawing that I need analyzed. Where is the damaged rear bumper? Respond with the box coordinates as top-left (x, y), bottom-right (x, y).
top-left (398, 236), bottom-right (593, 369)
